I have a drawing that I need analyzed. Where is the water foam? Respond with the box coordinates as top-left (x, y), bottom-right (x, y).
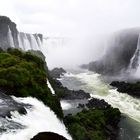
top-left (62, 72), bottom-right (140, 123)
top-left (0, 97), bottom-right (72, 140)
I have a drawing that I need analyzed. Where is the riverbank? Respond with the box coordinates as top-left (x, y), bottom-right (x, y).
top-left (49, 68), bottom-right (121, 140)
top-left (59, 71), bottom-right (140, 140)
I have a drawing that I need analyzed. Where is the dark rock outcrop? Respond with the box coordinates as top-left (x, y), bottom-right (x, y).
top-left (49, 68), bottom-right (66, 79)
top-left (81, 28), bottom-right (140, 75)
top-left (61, 89), bottom-right (90, 100)
top-left (86, 98), bottom-right (111, 109)
top-left (49, 68), bottom-right (90, 100)
top-left (49, 75), bottom-right (90, 100)
top-left (31, 132), bottom-right (68, 140)
top-left (110, 81), bottom-right (140, 97)
top-left (0, 88), bottom-right (30, 118)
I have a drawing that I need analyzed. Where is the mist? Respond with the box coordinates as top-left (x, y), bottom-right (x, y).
top-left (1, 0), bottom-right (140, 69)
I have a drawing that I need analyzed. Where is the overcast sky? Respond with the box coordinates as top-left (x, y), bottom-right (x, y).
top-left (1, 0), bottom-right (140, 37)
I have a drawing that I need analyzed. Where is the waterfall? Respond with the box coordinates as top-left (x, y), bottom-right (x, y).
top-left (0, 97), bottom-right (72, 140)
top-left (23, 34), bottom-right (31, 51)
top-left (18, 33), bottom-right (24, 50)
top-left (129, 34), bottom-right (140, 71)
top-left (30, 34), bottom-right (40, 50)
top-left (8, 26), bottom-right (15, 48)
top-left (47, 80), bottom-right (55, 95)
top-left (36, 35), bottom-right (42, 49)
top-left (18, 33), bottom-right (42, 51)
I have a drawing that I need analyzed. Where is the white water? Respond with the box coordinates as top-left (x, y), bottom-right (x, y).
top-left (30, 35), bottom-right (40, 50)
top-left (36, 36), bottom-right (42, 49)
top-left (17, 33), bottom-right (42, 51)
top-left (60, 100), bottom-right (72, 110)
top-left (129, 34), bottom-right (140, 76)
top-left (8, 27), bottom-right (15, 48)
top-left (18, 33), bottom-right (24, 50)
top-left (135, 34), bottom-right (140, 77)
top-left (47, 80), bottom-right (55, 95)
top-left (61, 71), bottom-right (140, 124)
top-left (0, 97), bottom-right (72, 140)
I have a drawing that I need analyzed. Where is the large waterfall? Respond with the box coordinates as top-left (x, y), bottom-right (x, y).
top-left (7, 27), bottom-right (42, 51)
top-left (17, 33), bottom-right (42, 51)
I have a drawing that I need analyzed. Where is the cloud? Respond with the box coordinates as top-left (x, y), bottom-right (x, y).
top-left (1, 0), bottom-right (140, 68)
top-left (1, 0), bottom-right (140, 37)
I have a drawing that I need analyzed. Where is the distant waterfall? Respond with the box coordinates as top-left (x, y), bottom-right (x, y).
top-left (129, 34), bottom-right (140, 72)
top-left (8, 26), bottom-right (15, 48)
top-left (30, 34), bottom-right (40, 50)
top-left (6, 27), bottom-right (43, 52)
top-left (17, 33), bottom-right (42, 51)
top-left (33, 34), bottom-right (42, 49)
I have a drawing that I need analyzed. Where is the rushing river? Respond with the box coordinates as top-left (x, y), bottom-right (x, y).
top-left (0, 97), bottom-right (71, 140)
top-left (60, 70), bottom-right (140, 140)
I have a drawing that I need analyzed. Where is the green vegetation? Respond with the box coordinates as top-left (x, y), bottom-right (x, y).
top-left (64, 107), bottom-right (120, 140)
top-left (0, 48), bottom-right (63, 118)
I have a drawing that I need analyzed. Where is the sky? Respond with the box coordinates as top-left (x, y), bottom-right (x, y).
top-left (1, 0), bottom-right (140, 37)
top-left (1, 0), bottom-right (140, 68)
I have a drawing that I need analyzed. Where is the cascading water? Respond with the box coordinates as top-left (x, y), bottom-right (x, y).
top-left (18, 33), bottom-right (24, 50)
top-left (17, 33), bottom-right (42, 51)
top-left (36, 35), bottom-right (42, 49)
top-left (8, 26), bottom-right (15, 48)
top-left (129, 34), bottom-right (140, 74)
top-left (0, 97), bottom-right (72, 140)
top-left (30, 35), bottom-right (40, 50)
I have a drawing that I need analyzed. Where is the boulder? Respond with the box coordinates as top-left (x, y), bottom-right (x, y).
top-left (61, 89), bottom-right (91, 100)
top-left (0, 88), bottom-right (31, 118)
top-left (31, 132), bottom-right (68, 140)
top-left (110, 81), bottom-right (140, 97)
top-left (86, 98), bottom-right (110, 109)
top-left (49, 68), bottom-right (66, 79)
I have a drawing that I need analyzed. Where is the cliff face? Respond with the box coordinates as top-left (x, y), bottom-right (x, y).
top-left (83, 29), bottom-right (140, 75)
top-left (0, 16), bottom-right (19, 50)
top-left (0, 16), bottom-right (42, 51)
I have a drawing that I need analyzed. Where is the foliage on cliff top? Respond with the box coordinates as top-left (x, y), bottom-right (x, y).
top-left (64, 107), bottom-right (120, 140)
top-left (0, 48), bottom-right (63, 118)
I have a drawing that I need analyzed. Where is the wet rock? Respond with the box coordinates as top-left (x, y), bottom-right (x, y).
top-left (48, 74), bottom-right (91, 100)
top-left (110, 81), bottom-right (140, 97)
top-left (105, 125), bottom-right (119, 140)
top-left (49, 68), bottom-right (66, 79)
top-left (0, 88), bottom-right (31, 118)
top-left (62, 89), bottom-right (91, 100)
top-left (86, 98), bottom-right (110, 109)
top-left (78, 103), bottom-right (85, 108)
top-left (30, 132), bottom-right (68, 140)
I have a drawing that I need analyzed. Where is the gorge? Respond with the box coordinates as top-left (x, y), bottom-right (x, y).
top-left (0, 14), bottom-right (139, 140)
